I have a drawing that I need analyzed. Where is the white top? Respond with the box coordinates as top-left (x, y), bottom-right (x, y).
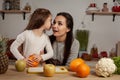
top-left (10, 30), bottom-right (53, 61)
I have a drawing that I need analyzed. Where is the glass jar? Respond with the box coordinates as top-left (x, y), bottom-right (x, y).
top-left (4, 1), bottom-right (11, 10)
top-left (24, 3), bottom-right (31, 11)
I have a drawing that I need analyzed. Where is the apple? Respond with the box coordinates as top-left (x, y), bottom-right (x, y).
top-left (112, 6), bottom-right (120, 12)
top-left (89, 3), bottom-right (96, 7)
top-left (43, 64), bottom-right (55, 77)
top-left (100, 51), bottom-right (108, 57)
top-left (15, 60), bottom-right (26, 72)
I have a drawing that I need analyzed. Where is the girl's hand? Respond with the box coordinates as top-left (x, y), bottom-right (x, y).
top-left (26, 50), bottom-right (44, 67)
top-left (32, 54), bottom-right (42, 62)
top-left (23, 57), bottom-right (34, 67)
top-left (32, 50), bottom-right (44, 62)
top-left (40, 50), bottom-right (44, 55)
top-left (26, 58), bottom-right (36, 67)
top-left (24, 56), bottom-right (40, 67)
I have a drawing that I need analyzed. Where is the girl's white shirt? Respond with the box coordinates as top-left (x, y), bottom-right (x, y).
top-left (10, 30), bottom-right (53, 61)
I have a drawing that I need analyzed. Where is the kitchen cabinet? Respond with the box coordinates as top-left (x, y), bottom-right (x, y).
top-left (0, 10), bottom-right (30, 20)
top-left (86, 11), bottom-right (120, 21)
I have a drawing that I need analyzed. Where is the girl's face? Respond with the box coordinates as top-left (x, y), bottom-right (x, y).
top-left (52, 15), bottom-right (70, 37)
top-left (44, 15), bottom-right (52, 30)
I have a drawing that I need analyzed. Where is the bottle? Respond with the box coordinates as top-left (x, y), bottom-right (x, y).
top-left (90, 44), bottom-right (99, 59)
top-left (102, 3), bottom-right (109, 12)
top-left (24, 3), bottom-right (31, 11)
top-left (2, 1), bottom-right (5, 10)
top-left (4, 0), bottom-right (11, 10)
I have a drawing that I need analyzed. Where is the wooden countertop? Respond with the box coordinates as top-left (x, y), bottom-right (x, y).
top-left (0, 64), bottom-right (120, 80)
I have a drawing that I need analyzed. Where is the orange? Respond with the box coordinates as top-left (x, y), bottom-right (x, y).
top-left (76, 63), bottom-right (90, 78)
top-left (69, 58), bottom-right (84, 72)
top-left (28, 54), bottom-right (39, 67)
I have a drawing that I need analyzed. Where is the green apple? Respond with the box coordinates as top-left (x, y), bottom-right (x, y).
top-left (15, 60), bottom-right (26, 72)
top-left (43, 64), bottom-right (56, 77)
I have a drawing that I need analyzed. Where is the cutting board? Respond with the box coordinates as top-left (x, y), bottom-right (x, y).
top-left (27, 66), bottom-right (68, 74)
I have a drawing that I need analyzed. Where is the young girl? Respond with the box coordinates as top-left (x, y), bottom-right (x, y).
top-left (10, 8), bottom-right (53, 67)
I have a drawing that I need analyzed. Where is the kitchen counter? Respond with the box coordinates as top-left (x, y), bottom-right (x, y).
top-left (0, 64), bottom-right (120, 80)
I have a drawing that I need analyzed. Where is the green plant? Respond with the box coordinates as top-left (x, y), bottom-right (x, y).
top-left (75, 29), bottom-right (89, 51)
top-left (112, 56), bottom-right (120, 74)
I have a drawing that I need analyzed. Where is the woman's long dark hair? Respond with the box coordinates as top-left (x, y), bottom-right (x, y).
top-left (25, 8), bottom-right (51, 30)
top-left (50, 12), bottom-right (73, 65)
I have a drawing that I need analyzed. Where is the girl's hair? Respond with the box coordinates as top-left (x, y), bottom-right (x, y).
top-left (50, 12), bottom-right (74, 65)
top-left (25, 8), bottom-right (51, 30)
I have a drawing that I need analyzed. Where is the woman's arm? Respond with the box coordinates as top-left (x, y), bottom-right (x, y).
top-left (10, 31), bottom-right (26, 60)
top-left (66, 39), bottom-right (80, 66)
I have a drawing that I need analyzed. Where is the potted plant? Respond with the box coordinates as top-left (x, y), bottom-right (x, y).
top-left (75, 29), bottom-right (89, 58)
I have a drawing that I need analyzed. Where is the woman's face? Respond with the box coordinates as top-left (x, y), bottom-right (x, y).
top-left (44, 15), bottom-right (52, 30)
top-left (52, 15), bottom-right (70, 37)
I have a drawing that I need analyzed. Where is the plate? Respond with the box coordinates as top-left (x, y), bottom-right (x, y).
top-left (27, 66), bottom-right (68, 74)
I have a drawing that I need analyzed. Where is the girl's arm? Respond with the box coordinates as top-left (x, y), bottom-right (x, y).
top-left (10, 31), bottom-right (26, 60)
top-left (41, 36), bottom-right (54, 61)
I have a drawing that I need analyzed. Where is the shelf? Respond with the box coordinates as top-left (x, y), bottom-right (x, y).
top-left (86, 11), bottom-right (120, 21)
top-left (0, 10), bottom-right (30, 20)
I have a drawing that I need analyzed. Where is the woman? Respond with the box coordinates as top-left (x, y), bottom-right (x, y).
top-left (48, 12), bottom-right (80, 66)
top-left (10, 8), bottom-right (53, 67)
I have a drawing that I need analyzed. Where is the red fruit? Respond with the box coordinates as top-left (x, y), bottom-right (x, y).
top-left (112, 6), bottom-right (120, 12)
top-left (100, 51), bottom-right (108, 57)
top-left (112, 6), bottom-right (115, 12)
top-left (116, 6), bottom-right (120, 12)
top-left (118, 6), bottom-right (120, 12)
top-left (92, 53), bottom-right (99, 58)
